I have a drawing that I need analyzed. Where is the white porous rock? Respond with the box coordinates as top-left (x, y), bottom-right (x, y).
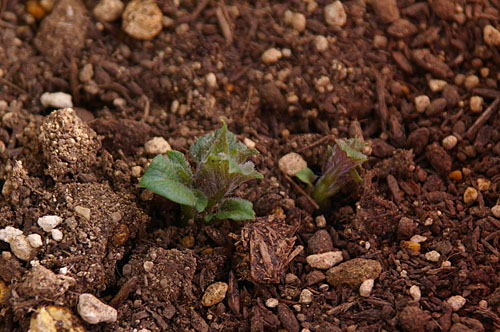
top-left (314, 35), bottom-right (329, 52)
top-left (78, 293), bottom-right (118, 324)
top-left (261, 48), bottom-right (282, 64)
top-left (0, 226), bottom-right (23, 243)
top-left (122, 0), bottom-right (163, 40)
top-left (447, 295), bottom-right (466, 311)
top-left (306, 251), bottom-right (343, 269)
top-left (428, 79), bottom-right (448, 92)
top-left (51, 229), bottom-right (63, 242)
top-left (442, 135), bottom-right (458, 150)
top-left (40, 92), bottom-right (73, 108)
top-left (37, 215), bottom-right (63, 232)
top-left (93, 0), bottom-right (124, 22)
top-left (279, 152), bottom-right (307, 176)
top-left (299, 289), bottom-right (314, 304)
top-left (27, 234), bottom-right (43, 248)
top-left (410, 235), bottom-right (427, 243)
top-left (425, 250), bottom-right (440, 262)
top-left (484, 25), bottom-right (500, 47)
top-left (359, 279), bottom-right (374, 297)
top-left (409, 285), bottom-right (421, 301)
top-left (145, 137), bottom-right (171, 155)
top-left (10, 234), bottom-right (34, 261)
top-left (284, 10), bottom-right (307, 32)
top-left (414, 95), bottom-right (430, 113)
top-left (324, 1), bottom-right (347, 27)
top-left (265, 298), bottom-right (279, 308)
top-left (470, 95), bottom-right (484, 113)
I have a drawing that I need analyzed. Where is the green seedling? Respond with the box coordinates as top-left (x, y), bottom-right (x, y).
top-left (138, 121), bottom-right (263, 221)
top-left (294, 138), bottom-right (368, 209)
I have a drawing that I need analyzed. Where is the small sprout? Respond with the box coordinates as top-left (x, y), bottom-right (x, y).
top-left (139, 121), bottom-right (263, 221)
top-left (294, 138), bottom-right (367, 208)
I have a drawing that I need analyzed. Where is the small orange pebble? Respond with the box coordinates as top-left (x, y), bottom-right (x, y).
top-left (448, 170), bottom-right (463, 181)
top-left (26, 0), bottom-right (47, 20)
top-left (400, 240), bottom-right (421, 253)
top-left (225, 83), bottom-right (234, 92)
top-left (201, 247), bottom-right (213, 255)
top-left (401, 84), bottom-right (410, 95)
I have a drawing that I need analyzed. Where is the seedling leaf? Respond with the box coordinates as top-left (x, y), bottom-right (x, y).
top-left (216, 198), bottom-right (255, 221)
top-left (295, 167), bottom-right (317, 186)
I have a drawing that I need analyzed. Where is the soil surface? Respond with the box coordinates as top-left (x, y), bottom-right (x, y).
top-left (1, 0), bottom-right (500, 331)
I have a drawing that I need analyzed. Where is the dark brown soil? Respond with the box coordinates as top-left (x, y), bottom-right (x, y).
top-left (1, 0), bottom-right (500, 331)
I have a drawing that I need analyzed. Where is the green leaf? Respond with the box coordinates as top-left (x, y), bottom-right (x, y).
top-left (138, 154), bottom-right (196, 206)
top-left (166, 150), bottom-right (192, 180)
top-left (193, 189), bottom-right (208, 213)
top-left (335, 138), bottom-right (368, 165)
top-left (215, 198), bottom-right (255, 221)
top-left (295, 167), bottom-right (317, 186)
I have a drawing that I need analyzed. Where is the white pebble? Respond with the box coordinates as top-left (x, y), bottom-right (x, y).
top-left (282, 48), bottom-right (292, 57)
top-left (0, 226), bottom-right (23, 243)
top-left (315, 215), bottom-right (326, 228)
top-left (40, 92), bottom-right (73, 108)
top-left (324, 1), bottom-right (347, 27)
top-left (491, 205), bottom-right (500, 218)
top-left (131, 165), bottom-right (142, 178)
top-left (261, 48), bottom-right (282, 64)
top-left (478, 300), bottom-right (488, 308)
top-left (484, 25), bottom-right (500, 47)
top-left (93, 0), bottom-right (124, 22)
top-left (279, 152), bottom-right (307, 176)
top-left (470, 96), bottom-right (484, 113)
top-left (447, 295), bottom-right (466, 311)
top-left (442, 135), bottom-right (458, 150)
top-left (10, 234), bottom-right (33, 261)
top-left (464, 75), bottom-right (479, 91)
top-left (206, 73), bottom-right (217, 89)
top-left (359, 279), bottom-right (374, 297)
top-left (51, 229), bottom-right (63, 241)
top-left (265, 298), bottom-right (279, 308)
top-left (144, 137), bottom-right (171, 155)
top-left (428, 79), bottom-right (447, 92)
top-left (306, 251), bottom-right (343, 269)
top-left (410, 235), bottom-right (427, 243)
top-left (441, 260), bottom-right (452, 267)
top-left (425, 250), bottom-right (440, 262)
top-left (27, 234), bottom-right (43, 248)
top-left (314, 35), bottom-right (328, 52)
top-left (37, 215), bottom-right (63, 232)
top-left (143, 261), bottom-right (154, 273)
top-left (414, 95), bottom-right (430, 113)
top-left (299, 289), bottom-right (314, 304)
top-left (78, 293), bottom-right (118, 324)
top-left (409, 285), bottom-right (421, 301)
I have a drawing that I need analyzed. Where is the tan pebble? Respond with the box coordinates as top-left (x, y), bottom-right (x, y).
top-left (306, 251), bottom-right (343, 269)
top-left (447, 295), bottom-right (466, 311)
top-left (425, 250), bottom-right (440, 262)
top-left (122, 0), bottom-right (163, 40)
top-left (463, 187), bottom-right (478, 204)
top-left (442, 135), bottom-right (458, 150)
top-left (314, 35), bottom-right (329, 52)
top-left (265, 298), bottom-right (279, 308)
top-left (74, 206), bottom-right (91, 220)
top-left (299, 289), bottom-right (314, 304)
top-left (409, 285), bottom-right (421, 301)
top-left (470, 96), bottom-right (483, 113)
top-left (261, 48), bottom-right (282, 64)
top-left (428, 79), bottom-right (448, 92)
top-left (144, 137), bottom-right (171, 155)
top-left (491, 205), bottom-right (500, 218)
top-left (324, 1), bottom-right (347, 27)
top-left (464, 75), bottom-right (479, 91)
top-left (201, 282), bottom-right (228, 306)
top-left (484, 25), bottom-right (500, 46)
top-left (180, 235), bottom-right (195, 248)
top-left (93, 0), bottom-right (124, 22)
top-left (477, 178), bottom-right (490, 191)
top-left (373, 35), bottom-right (387, 48)
top-left (279, 152), bottom-right (307, 176)
top-left (414, 95), bottom-right (430, 113)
